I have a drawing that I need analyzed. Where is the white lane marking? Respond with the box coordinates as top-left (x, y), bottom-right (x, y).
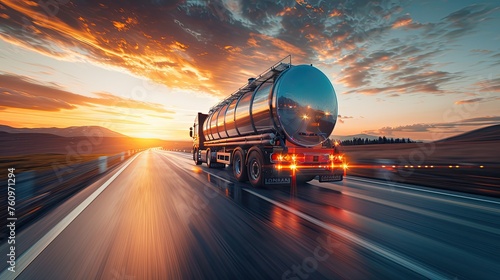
top-left (244, 189), bottom-right (450, 280)
top-left (0, 153), bottom-right (141, 280)
top-left (348, 176), bottom-right (500, 205)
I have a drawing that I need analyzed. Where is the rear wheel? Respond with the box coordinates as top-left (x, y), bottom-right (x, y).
top-left (233, 149), bottom-right (248, 182)
top-left (206, 150), bottom-right (213, 168)
top-left (247, 151), bottom-right (264, 187)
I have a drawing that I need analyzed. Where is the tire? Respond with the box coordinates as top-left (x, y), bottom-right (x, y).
top-left (206, 150), bottom-right (213, 168)
top-left (247, 150), bottom-right (264, 187)
top-left (233, 149), bottom-right (248, 182)
top-left (193, 149), bottom-right (202, 165)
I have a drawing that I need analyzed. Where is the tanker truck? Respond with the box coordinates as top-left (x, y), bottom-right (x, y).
top-left (189, 56), bottom-right (346, 187)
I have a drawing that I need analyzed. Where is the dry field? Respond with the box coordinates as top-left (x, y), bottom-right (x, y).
top-left (341, 141), bottom-right (499, 197)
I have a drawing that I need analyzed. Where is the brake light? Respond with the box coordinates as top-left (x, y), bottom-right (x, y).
top-left (329, 154), bottom-right (344, 162)
top-left (293, 153), bottom-right (305, 162)
top-left (271, 153), bottom-right (281, 162)
top-left (270, 153), bottom-right (305, 163)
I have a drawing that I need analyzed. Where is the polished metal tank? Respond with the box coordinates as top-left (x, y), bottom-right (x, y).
top-left (203, 64), bottom-right (338, 147)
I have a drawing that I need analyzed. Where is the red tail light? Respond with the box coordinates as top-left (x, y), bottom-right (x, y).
top-left (293, 153), bottom-right (305, 162)
top-left (270, 153), bottom-right (281, 162)
top-left (270, 153), bottom-right (305, 163)
top-left (329, 154), bottom-right (344, 162)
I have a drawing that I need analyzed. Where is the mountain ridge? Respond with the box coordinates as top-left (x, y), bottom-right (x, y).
top-left (0, 125), bottom-right (129, 138)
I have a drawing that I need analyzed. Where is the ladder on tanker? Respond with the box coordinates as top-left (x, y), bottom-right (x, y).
top-left (209, 55), bottom-right (292, 114)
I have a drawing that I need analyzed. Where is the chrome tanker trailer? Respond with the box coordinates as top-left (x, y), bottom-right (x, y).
top-left (189, 56), bottom-right (346, 187)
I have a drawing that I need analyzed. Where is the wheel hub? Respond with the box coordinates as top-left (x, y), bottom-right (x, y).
top-left (235, 158), bottom-right (241, 174)
top-left (250, 160), bottom-right (260, 179)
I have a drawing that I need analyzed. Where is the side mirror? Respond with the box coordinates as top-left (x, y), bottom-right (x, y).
top-left (189, 127), bottom-right (193, 137)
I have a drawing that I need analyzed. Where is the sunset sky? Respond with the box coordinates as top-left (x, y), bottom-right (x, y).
top-left (0, 0), bottom-right (499, 141)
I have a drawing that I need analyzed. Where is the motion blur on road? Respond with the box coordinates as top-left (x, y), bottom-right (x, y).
top-left (2, 149), bottom-right (499, 279)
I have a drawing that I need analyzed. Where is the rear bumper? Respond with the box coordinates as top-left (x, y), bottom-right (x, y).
top-left (271, 163), bottom-right (344, 176)
top-left (263, 165), bottom-right (344, 185)
top-left (294, 168), bottom-right (344, 177)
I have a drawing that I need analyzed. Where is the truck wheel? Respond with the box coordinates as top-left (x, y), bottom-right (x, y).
top-left (233, 149), bottom-right (248, 182)
top-left (193, 149), bottom-right (202, 165)
top-left (206, 150), bottom-right (213, 168)
top-left (247, 151), bottom-right (264, 187)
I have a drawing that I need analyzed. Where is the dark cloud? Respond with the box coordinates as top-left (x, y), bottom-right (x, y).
top-left (344, 69), bottom-right (458, 95)
top-left (0, 0), bottom-right (498, 98)
top-left (0, 73), bottom-right (174, 113)
top-left (0, 87), bottom-right (77, 111)
top-left (335, 3), bottom-right (499, 97)
top-left (460, 116), bottom-right (500, 124)
top-left (422, 4), bottom-right (499, 41)
top-left (337, 114), bottom-right (355, 124)
top-left (338, 68), bottom-right (372, 88)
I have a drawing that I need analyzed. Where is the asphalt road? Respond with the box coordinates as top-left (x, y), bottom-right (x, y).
top-left (2, 149), bottom-right (499, 279)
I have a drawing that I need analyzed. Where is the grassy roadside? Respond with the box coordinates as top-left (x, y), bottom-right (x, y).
top-left (0, 154), bottom-right (113, 174)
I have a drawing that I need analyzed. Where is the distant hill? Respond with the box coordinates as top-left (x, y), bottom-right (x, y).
top-left (0, 125), bottom-right (128, 138)
top-left (0, 131), bottom-right (191, 156)
top-left (0, 124), bottom-right (194, 156)
top-left (330, 133), bottom-right (380, 142)
top-left (437, 124), bottom-right (500, 142)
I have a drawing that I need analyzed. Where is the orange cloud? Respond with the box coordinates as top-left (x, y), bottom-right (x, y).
top-left (392, 17), bottom-right (413, 29)
top-left (0, 88), bottom-right (77, 111)
top-left (0, 1), bottom-right (221, 95)
top-left (0, 73), bottom-right (174, 114)
top-left (454, 98), bottom-right (483, 104)
top-left (249, 33), bottom-right (306, 57)
top-left (329, 9), bottom-right (342, 17)
top-left (277, 7), bottom-right (295, 17)
top-left (112, 21), bottom-right (127, 31)
top-left (113, 17), bottom-right (138, 31)
top-left (474, 78), bottom-right (500, 92)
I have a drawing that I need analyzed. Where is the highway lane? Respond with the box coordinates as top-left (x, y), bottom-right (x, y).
top-left (2, 149), bottom-right (499, 279)
top-left (168, 151), bottom-right (500, 279)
